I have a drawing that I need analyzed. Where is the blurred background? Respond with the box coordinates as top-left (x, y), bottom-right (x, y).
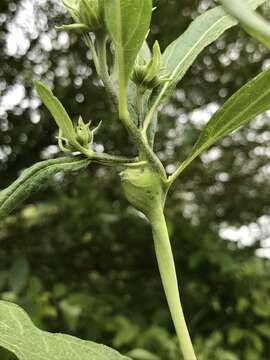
top-left (0, 0), bottom-right (270, 359)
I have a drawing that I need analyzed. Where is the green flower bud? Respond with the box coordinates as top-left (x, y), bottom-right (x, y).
top-left (76, 116), bottom-right (92, 147)
top-left (132, 41), bottom-right (170, 92)
top-left (120, 167), bottom-right (166, 217)
top-left (57, 117), bottom-right (102, 153)
top-left (61, 0), bottom-right (104, 32)
top-left (79, 0), bottom-right (104, 31)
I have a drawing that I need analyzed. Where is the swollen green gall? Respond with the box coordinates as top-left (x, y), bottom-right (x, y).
top-left (61, 0), bottom-right (104, 32)
top-left (120, 166), bottom-right (166, 218)
top-left (132, 41), bottom-right (169, 93)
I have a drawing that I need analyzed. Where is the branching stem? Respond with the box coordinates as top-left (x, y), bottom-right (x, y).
top-left (77, 148), bottom-right (144, 167)
top-left (115, 46), bottom-right (166, 178)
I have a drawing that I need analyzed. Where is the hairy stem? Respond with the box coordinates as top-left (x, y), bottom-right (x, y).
top-left (76, 148), bottom-right (144, 167)
top-left (91, 153), bottom-right (146, 168)
top-left (149, 206), bottom-right (197, 360)
top-left (96, 32), bottom-right (118, 106)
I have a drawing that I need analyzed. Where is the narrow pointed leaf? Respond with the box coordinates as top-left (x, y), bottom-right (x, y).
top-left (0, 157), bottom-right (90, 221)
top-left (242, 23), bottom-right (270, 48)
top-left (220, 0), bottom-right (270, 49)
top-left (174, 67), bottom-right (270, 176)
top-left (35, 81), bottom-right (77, 144)
top-left (150, 0), bottom-right (266, 108)
top-left (105, 0), bottom-right (152, 86)
top-left (0, 301), bottom-right (130, 360)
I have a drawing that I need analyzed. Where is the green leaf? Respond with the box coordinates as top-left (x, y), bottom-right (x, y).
top-left (0, 301), bottom-right (130, 360)
top-left (242, 23), bottom-right (270, 48)
top-left (220, 0), bottom-right (270, 49)
top-left (35, 81), bottom-right (77, 145)
top-left (105, 0), bottom-right (152, 86)
top-left (151, 0), bottom-right (266, 108)
top-left (173, 67), bottom-right (270, 176)
top-left (0, 157), bottom-right (90, 221)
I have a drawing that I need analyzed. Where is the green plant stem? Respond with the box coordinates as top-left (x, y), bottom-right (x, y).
top-left (77, 148), bottom-right (142, 167)
top-left (91, 153), bottom-right (146, 168)
top-left (109, 8), bottom-right (165, 178)
top-left (124, 118), bottom-right (166, 179)
top-left (116, 71), bottom-right (166, 177)
top-left (148, 205), bottom-right (197, 360)
top-left (142, 93), bottom-right (162, 137)
top-left (96, 32), bottom-right (118, 107)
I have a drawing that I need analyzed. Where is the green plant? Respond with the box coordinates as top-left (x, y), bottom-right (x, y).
top-left (0, 0), bottom-right (269, 359)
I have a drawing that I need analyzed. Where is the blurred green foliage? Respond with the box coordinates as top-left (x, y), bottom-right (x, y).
top-left (0, 0), bottom-right (270, 359)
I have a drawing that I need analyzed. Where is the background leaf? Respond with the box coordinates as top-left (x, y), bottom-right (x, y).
top-left (0, 157), bottom-right (90, 221)
top-left (105, 0), bottom-right (152, 86)
top-left (172, 67), bottom-right (270, 176)
top-left (150, 0), bottom-right (266, 108)
top-left (0, 301), bottom-right (130, 360)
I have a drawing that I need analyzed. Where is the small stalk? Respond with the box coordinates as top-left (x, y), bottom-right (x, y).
top-left (148, 205), bottom-right (197, 360)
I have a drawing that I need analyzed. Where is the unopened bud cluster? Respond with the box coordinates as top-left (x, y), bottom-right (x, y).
top-left (132, 41), bottom-right (170, 93)
top-left (58, 117), bottom-right (102, 153)
top-left (61, 0), bottom-right (104, 32)
top-left (120, 166), bottom-right (166, 218)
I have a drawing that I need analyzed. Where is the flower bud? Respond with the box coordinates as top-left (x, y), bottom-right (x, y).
top-left (61, 0), bottom-right (104, 32)
top-left (76, 116), bottom-right (92, 147)
top-left (120, 167), bottom-right (166, 217)
top-left (132, 41), bottom-right (170, 92)
top-left (79, 0), bottom-right (104, 31)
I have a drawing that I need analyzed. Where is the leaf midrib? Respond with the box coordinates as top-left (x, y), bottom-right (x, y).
top-left (210, 77), bottom-right (270, 139)
top-left (116, 0), bottom-right (125, 85)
